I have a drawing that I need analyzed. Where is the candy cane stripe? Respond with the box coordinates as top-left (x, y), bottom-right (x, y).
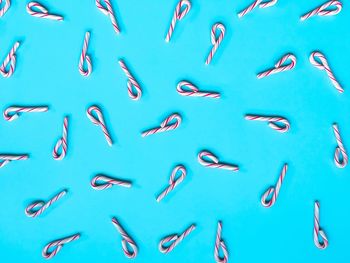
top-left (111, 218), bottom-right (138, 258)
top-left (257, 53), bottom-right (296, 79)
top-left (214, 221), bottom-right (229, 263)
top-left (156, 165), bottom-right (186, 202)
top-left (177, 81), bottom-right (220, 98)
top-left (301, 0), bottom-right (342, 21)
top-left (96, 0), bottom-right (120, 34)
top-left (118, 59), bottom-right (142, 100)
top-left (332, 123), bottom-right (348, 168)
top-left (42, 234), bottom-right (80, 259)
top-left (238, 0), bottom-right (278, 18)
top-left (79, 32), bottom-right (92, 77)
top-left (3, 106), bottom-right (48, 121)
top-left (141, 113), bottom-right (181, 137)
top-left (0, 0), bottom-right (11, 18)
top-left (165, 0), bottom-right (191, 42)
top-left (245, 114), bottom-right (290, 133)
top-left (91, 175), bottom-right (131, 190)
top-left (198, 150), bottom-right (239, 172)
top-left (205, 23), bottom-right (225, 65)
top-left (0, 154), bottom-right (29, 168)
top-left (314, 201), bottom-right (328, 249)
top-left (26, 2), bottom-right (63, 21)
top-left (159, 224), bottom-right (196, 253)
top-left (0, 41), bottom-right (20, 78)
top-left (87, 106), bottom-right (113, 146)
top-left (53, 117), bottom-right (69, 160)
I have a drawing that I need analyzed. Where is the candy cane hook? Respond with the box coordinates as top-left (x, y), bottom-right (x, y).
top-left (238, 0), bottom-right (278, 18)
top-left (79, 32), bottom-right (92, 77)
top-left (156, 165), bottom-right (186, 202)
top-left (141, 113), bottom-right (181, 137)
top-left (214, 221), bottom-right (229, 263)
top-left (257, 53), bottom-right (296, 79)
top-left (53, 117), bottom-right (69, 160)
top-left (91, 175), bottom-right (131, 190)
top-left (26, 2), bottom-right (63, 21)
top-left (0, 41), bottom-right (20, 78)
top-left (42, 234), bottom-right (80, 259)
top-left (25, 189), bottom-right (67, 218)
top-left (310, 51), bottom-right (343, 93)
top-left (95, 0), bottom-right (120, 34)
top-left (245, 114), bottom-right (290, 133)
top-left (332, 123), bottom-right (348, 168)
top-left (3, 106), bottom-right (48, 121)
top-left (301, 0), bottom-right (342, 21)
top-left (0, 0), bottom-right (10, 18)
top-left (314, 201), bottom-right (328, 249)
top-left (111, 217), bottom-right (138, 258)
top-left (0, 154), bottom-right (29, 168)
top-left (177, 81), bottom-right (220, 99)
top-left (118, 59), bottom-right (142, 100)
top-left (87, 105), bottom-right (113, 146)
top-left (205, 23), bottom-right (225, 65)
top-left (198, 150), bottom-right (239, 172)
top-left (159, 224), bottom-right (196, 253)
top-left (165, 0), bottom-right (191, 42)
top-left (261, 164), bottom-right (288, 208)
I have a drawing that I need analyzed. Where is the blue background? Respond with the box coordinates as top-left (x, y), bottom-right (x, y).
top-left (0, 0), bottom-right (349, 262)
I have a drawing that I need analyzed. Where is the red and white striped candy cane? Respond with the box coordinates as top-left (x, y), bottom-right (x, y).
top-left (257, 53), bottom-right (296, 79)
top-left (42, 234), bottom-right (80, 259)
top-left (95, 0), bottom-right (120, 34)
top-left (118, 59), bottom-right (142, 100)
top-left (0, 154), bottom-right (28, 168)
top-left (177, 81), bottom-right (220, 99)
top-left (165, 0), bottom-right (191, 42)
top-left (238, 0), bottom-right (278, 18)
top-left (87, 105), bottom-right (113, 146)
top-left (245, 114), bottom-right (290, 133)
top-left (314, 201), bottom-right (328, 249)
top-left (205, 23), bottom-right (225, 65)
top-left (159, 224), bottom-right (196, 253)
top-left (0, 0), bottom-right (10, 18)
top-left (0, 41), bottom-right (20, 78)
top-left (156, 165), bottom-right (186, 202)
top-left (301, 0), bottom-right (342, 21)
top-left (198, 150), bottom-right (239, 172)
top-left (332, 123), bottom-right (348, 168)
top-left (3, 106), bottom-right (48, 121)
top-left (111, 217), bottom-right (138, 258)
top-left (26, 2), bottom-right (63, 21)
top-left (141, 113), bottom-right (181, 137)
top-left (79, 32), bottom-right (92, 77)
top-left (261, 164), bottom-right (288, 208)
top-left (310, 51), bottom-right (343, 93)
top-left (91, 175), bottom-right (131, 190)
top-left (53, 117), bottom-right (69, 160)
top-left (214, 221), bottom-right (229, 263)
top-left (25, 189), bottom-right (67, 218)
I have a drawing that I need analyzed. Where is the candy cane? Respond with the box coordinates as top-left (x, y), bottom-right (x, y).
top-left (257, 53), bottom-right (296, 79)
top-left (214, 221), bottom-right (229, 263)
top-left (156, 165), bottom-right (186, 202)
top-left (118, 59), bottom-right (142, 100)
top-left (309, 51), bottom-right (343, 93)
top-left (111, 217), bottom-right (138, 258)
top-left (314, 201), bottom-right (328, 250)
top-left (79, 32), bottom-right (92, 77)
top-left (3, 106), bottom-right (48, 121)
top-left (0, 154), bottom-right (28, 168)
top-left (87, 105), bottom-right (113, 146)
top-left (332, 123), bottom-right (348, 168)
top-left (238, 0), bottom-right (278, 18)
top-left (25, 189), bottom-right (67, 218)
top-left (0, 0), bottom-right (10, 18)
top-left (0, 41), bottom-right (20, 78)
top-left (198, 150), bottom-right (239, 172)
top-left (245, 114), bottom-right (290, 133)
top-left (177, 81), bottom-right (220, 99)
top-left (205, 23), bottom-right (225, 65)
top-left (301, 0), bottom-right (342, 21)
top-left (159, 224), bottom-right (196, 253)
top-left (141, 113), bottom-right (181, 137)
top-left (95, 0), bottom-right (120, 34)
top-left (165, 0), bottom-right (191, 42)
top-left (42, 234), bottom-right (80, 259)
top-left (26, 2), bottom-right (63, 21)
top-left (53, 117), bottom-right (69, 160)
top-left (261, 164), bottom-right (288, 208)
top-left (91, 175), bottom-right (131, 190)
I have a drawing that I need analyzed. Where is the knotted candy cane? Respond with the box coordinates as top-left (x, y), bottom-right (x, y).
top-left (261, 164), bottom-right (288, 208)
top-left (118, 59), bottom-right (142, 100)
top-left (198, 150), bottom-right (239, 172)
top-left (0, 154), bottom-right (28, 168)
top-left (301, 0), bottom-right (342, 21)
top-left (310, 51), bottom-right (343, 93)
top-left (156, 165), bottom-right (186, 202)
top-left (53, 117), bottom-right (69, 160)
top-left (238, 0), bottom-right (278, 18)
top-left (26, 2), bottom-right (63, 21)
top-left (177, 81), bottom-right (220, 99)
top-left (0, 0), bottom-right (10, 18)
top-left (79, 32), bottom-right (92, 77)
top-left (159, 224), bottom-right (196, 253)
top-left (205, 23), bottom-right (225, 65)
top-left (0, 41), bottom-right (20, 78)
top-left (25, 189), bottom-right (67, 218)
top-left (141, 113), bottom-right (181, 137)
top-left (245, 114), bottom-right (290, 133)
top-left (165, 0), bottom-right (191, 42)
top-left (111, 218), bottom-right (138, 258)
top-left (214, 221), bottom-right (229, 263)
top-left (91, 175), bottom-right (131, 190)
top-left (257, 53), bottom-right (296, 79)
top-left (3, 106), bottom-right (48, 121)
top-left (42, 234), bottom-right (80, 259)
top-left (96, 0), bottom-right (120, 34)
top-left (314, 201), bottom-right (328, 250)
top-left (332, 123), bottom-right (348, 168)
top-left (87, 105), bottom-right (113, 146)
